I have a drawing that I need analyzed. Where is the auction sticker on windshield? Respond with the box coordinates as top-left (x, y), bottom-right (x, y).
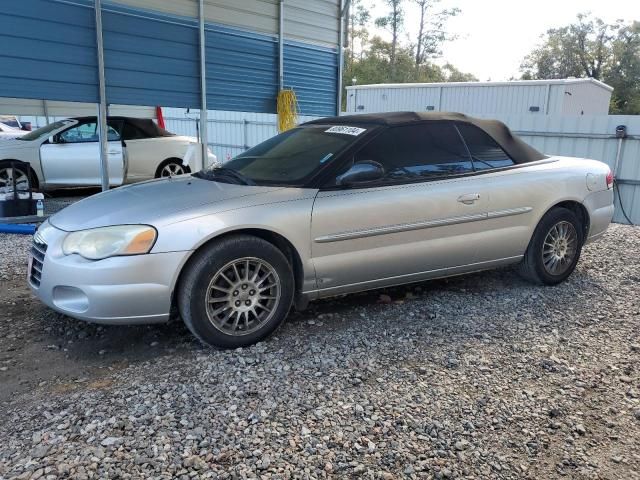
top-left (325, 126), bottom-right (366, 136)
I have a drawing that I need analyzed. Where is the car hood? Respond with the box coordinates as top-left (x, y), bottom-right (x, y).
top-left (49, 176), bottom-right (285, 231)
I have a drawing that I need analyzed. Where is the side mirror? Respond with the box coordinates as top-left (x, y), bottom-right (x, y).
top-left (336, 160), bottom-right (385, 186)
top-left (48, 136), bottom-right (55, 144)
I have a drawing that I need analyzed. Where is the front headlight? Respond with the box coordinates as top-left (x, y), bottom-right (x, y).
top-left (62, 225), bottom-right (157, 260)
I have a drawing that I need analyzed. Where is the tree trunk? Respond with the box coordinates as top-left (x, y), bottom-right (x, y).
top-left (390, 3), bottom-right (399, 78)
top-left (415, 2), bottom-right (425, 68)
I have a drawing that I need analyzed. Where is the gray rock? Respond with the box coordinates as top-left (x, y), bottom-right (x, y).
top-left (100, 437), bottom-right (121, 447)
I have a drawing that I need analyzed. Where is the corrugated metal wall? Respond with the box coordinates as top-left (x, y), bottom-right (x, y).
top-left (283, 0), bottom-right (340, 47)
top-left (102, 2), bottom-right (200, 108)
top-left (346, 81), bottom-right (612, 117)
top-left (1, 0), bottom-right (339, 116)
top-left (0, 0), bottom-right (98, 103)
top-left (110, 0), bottom-right (340, 48)
top-left (205, 24), bottom-right (278, 113)
top-left (440, 85), bottom-right (549, 115)
top-left (559, 82), bottom-right (612, 115)
top-left (18, 104), bottom-right (639, 225)
top-left (284, 40), bottom-right (338, 117)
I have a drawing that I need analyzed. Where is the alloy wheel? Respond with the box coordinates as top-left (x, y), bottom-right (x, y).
top-left (542, 220), bottom-right (578, 276)
top-left (205, 257), bottom-right (281, 336)
top-left (0, 167), bottom-right (29, 189)
top-left (160, 163), bottom-right (186, 177)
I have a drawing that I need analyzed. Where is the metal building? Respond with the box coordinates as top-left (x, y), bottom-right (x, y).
top-left (345, 79), bottom-right (613, 116)
top-left (0, 0), bottom-right (342, 116)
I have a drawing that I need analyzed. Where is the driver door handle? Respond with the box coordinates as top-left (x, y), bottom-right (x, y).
top-left (457, 193), bottom-right (480, 205)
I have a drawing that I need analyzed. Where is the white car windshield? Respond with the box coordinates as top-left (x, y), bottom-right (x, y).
top-left (18, 120), bottom-right (76, 141)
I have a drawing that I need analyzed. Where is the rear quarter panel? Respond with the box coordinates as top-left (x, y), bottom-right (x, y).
top-left (474, 157), bottom-right (611, 262)
top-left (126, 136), bottom-right (191, 182)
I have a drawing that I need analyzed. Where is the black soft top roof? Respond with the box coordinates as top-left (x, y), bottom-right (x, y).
top-left (71, 116), bottom-right (175, 137)
top-left (304, 111), bottom-right (546, 164)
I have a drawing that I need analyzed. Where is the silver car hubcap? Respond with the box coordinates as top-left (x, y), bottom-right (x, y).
top-left (205, 257), bottom-right (281, 336)
top-left (0, 167), bottom-right (29, 189)
top-left (161, 163), bottom-right (185, 177)
top-left (542, 221), bottom-right (578, 275)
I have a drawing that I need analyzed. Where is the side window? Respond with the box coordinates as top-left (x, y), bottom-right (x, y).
top-left (121, 122), bottom-right (148, 140)
top-left (456, 124), bottom-right (515, 170)
top-left (353, 123), bottom-right (473, 182)
top-left (60, 123), bottom-right (97, 143)
top-left (59, 123), bottom-right (120, 143)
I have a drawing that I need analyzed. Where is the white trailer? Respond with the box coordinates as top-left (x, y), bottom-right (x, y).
top-left (345, 78), bottom-right (613, 116)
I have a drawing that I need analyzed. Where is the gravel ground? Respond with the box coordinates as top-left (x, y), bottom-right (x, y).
top-left (0, 224), bottom-right (639, 479)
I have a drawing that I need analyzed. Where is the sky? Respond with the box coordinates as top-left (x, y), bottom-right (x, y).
top-left (369, 0), bottom-right (640, 81)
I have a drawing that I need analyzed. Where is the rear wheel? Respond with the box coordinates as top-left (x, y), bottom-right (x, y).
top-left (178, 235), bottom-right (294, 348)
top-left (519, 207), bottom-right (583, 285)
top-left (156, 159), bottom-right (190, 178)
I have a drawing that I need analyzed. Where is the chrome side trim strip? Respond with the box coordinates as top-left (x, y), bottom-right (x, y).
top-left (487, 206), bottom-right (533, 219)
top-left (314, 213), bottom-right (486, 243)
top-left (314, 207), bottom-right (532, 243)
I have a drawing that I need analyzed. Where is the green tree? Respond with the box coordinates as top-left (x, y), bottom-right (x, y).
top-left (441, 63), bottom-right (478, 82)
top-left (607, 21), bottom-right (640, 114)
top-left (520, 14), bottom-right (617, 80)
top-left (341, 0), bottom-right (476, 109)
top-left (520, 14), bottom-right (640, 114)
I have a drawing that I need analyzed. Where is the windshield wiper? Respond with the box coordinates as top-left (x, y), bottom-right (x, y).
top-left (195, 167), bottom-right (255, 186)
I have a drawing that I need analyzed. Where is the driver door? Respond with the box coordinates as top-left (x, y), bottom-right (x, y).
top-left (310, 122), bottom-right (491, 297)
top-left (39, 120), bottom-right (124, 187)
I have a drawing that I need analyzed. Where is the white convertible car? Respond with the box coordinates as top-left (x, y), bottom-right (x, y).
top-left (0, 116), bottom-right (216, 190)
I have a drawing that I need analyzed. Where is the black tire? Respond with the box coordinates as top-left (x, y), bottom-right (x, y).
top-left (178, 235), bottom-right (294, 348)
top-left (0, 160), bottom-right (38, 190)
top-left (155, 158), bottom-right (191, 178)
top-left (519, 207), bottom-right (584, 285)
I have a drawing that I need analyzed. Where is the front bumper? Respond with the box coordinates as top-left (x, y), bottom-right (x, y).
top-left (28, 225), bottom-right (189, 325)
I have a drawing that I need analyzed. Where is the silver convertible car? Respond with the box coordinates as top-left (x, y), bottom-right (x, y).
top-left (29, 112), bottom-right (614, 348)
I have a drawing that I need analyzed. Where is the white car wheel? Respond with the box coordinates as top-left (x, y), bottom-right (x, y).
top-left (158, 160), bottom-right (187, 178)
top-left (0, 165), bottom-right (30, 190)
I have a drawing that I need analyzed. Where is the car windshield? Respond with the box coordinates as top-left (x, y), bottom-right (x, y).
top-left (199, 125), bottom-right (367, 186)
top-left (17, 120), bottom-right (76, 141)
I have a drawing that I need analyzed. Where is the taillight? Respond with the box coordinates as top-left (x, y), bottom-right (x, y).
top-left (606, 170), bottom-right (614, 189)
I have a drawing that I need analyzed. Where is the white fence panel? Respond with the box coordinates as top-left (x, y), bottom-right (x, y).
top-left (18, 107), bottom-right (640, 225)
top-left (163, 108), bottom-right (319, 161)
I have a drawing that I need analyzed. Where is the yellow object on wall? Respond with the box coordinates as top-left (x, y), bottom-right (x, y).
top-left (277, 89), bottom-right (299, 133)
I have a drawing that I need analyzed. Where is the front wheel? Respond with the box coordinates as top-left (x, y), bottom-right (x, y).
top-left (178, 235), bottom-right (294, 348)
top-left (519, 207), bottom-right (584, 285)
top-left (0, 162), bottom-right (33, 190)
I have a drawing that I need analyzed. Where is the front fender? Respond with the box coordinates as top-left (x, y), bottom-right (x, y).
top-left (153, 195), bottom-right (318, 296)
